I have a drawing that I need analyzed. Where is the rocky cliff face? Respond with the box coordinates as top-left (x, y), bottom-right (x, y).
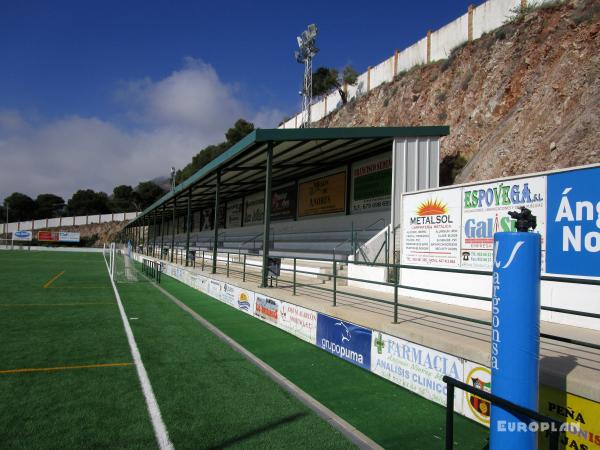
top-left (317, 0), bottom-right (600, 184)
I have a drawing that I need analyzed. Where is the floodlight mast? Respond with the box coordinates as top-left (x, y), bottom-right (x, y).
top-left (295, 24), bottom-right (318, 128)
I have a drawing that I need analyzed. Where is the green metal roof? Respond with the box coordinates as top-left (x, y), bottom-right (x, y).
top-left (127, 126), bottom-right (449, 225)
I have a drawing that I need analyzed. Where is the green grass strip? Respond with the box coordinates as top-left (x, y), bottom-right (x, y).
top-left (153, 272), bottom-right (489, 450)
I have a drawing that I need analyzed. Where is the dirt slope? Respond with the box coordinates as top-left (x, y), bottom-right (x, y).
top-left (317, 0), bottom-right (600, 183)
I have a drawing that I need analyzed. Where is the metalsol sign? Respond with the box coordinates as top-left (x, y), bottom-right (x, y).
top-left (402, 188), bottom-right (462, 268)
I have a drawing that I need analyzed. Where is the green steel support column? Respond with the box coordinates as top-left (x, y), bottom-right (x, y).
top-left (152, 213), bottom-right (157, 258)
top-left (160, 205), bottom-right (165, 260)
top-left (261, 142), bottom-right (273, 288)
top-left (144, 216), bottom-right (149, 255)
top-left (211, 171), bottom-right (221, 274)
top-left (171, 198), bottom-right (176, 263)
top-left (185, 189), bottom-right (192, 266)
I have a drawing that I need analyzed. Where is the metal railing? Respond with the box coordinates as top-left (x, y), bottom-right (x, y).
top-left (141, 246), bottom-right (600, 352)
top-left (442, 376), bottom-right (563, 450)
top-left (142, 258), bottom-right (161, 283)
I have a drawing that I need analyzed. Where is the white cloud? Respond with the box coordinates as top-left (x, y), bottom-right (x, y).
top-left (0, 58), bottom-right (283, 201)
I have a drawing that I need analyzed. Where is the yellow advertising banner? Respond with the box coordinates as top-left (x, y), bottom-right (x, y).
top-left (539, 385), bottom-right (600, 450)
top-left (298, 171), bottom-right (346, 217)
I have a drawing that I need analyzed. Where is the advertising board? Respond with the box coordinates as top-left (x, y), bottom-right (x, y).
top-left (316, 313), bottom-right (371, 370)
top-left (59, 231), bottom-right (80, 243)
top-left (545, 167), bottom-right (600, 277)
top-left (235, 288), bottom-right (255, 315)
top-left (244, 192), bottom-right (264, 226)
top-left (298, 171), bottom-right (346, 217)
top-left (401, 187), bottom-right (462, 268)
top-left (271, 184), bottom-right (297, 221)
top-left (351, 152), bottom-right (392, 213)
top-left (254, 294), bottom-right (280, 324)
top-left (371, 331), bottom-right (464, 411)
top-left (220, 283), bottom-right (237, 307)
top-left (462, 361), bottom-right (492, 426)
top-left (460, 176), bottom-right (546, 270)
top-left (278, 302), bottom-right (317, 344)
top-left (12, 230), bottom-right (32, 241)
top-left (38, 231), bottom-right (59, 242)
top-left (226, 198), bottom-right (243, 228)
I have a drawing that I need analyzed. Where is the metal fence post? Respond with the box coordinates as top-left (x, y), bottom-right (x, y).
top-left (394, 265), bottom-right (399, 323)
top-left (445, 384), bottom-right (455, 450)
top-left (332, 259), bottom-right (337, 307)
top-left (226, 252), bottom-right (230, 277)
top-left (202, 250), bottom-right (205, 271)
top-left (242, 254), bottom-right (247, 282)
top-left (293, 258), bottom-right (297, 296)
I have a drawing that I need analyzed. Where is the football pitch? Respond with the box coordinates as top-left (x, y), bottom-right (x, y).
top-left (0, 250), bottom-right (488, 449)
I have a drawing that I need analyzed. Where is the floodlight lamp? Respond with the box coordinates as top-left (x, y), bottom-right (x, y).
top-left (296, 36), bottom-right (303, 47)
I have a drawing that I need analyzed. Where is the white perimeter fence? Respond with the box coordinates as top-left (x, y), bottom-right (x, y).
top-left (281, 0), bottom-right (556, 128)
top-left (1, 212), bottom-right (139, 234)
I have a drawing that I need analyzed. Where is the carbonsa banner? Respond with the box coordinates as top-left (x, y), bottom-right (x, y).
top-left (298, 171), bottom-right (346, 217)
top-left (371, 331), bottom-right (464, 412)
top-left (401, 187), bottom-right (462, 268)
top-left (226, 198), bottom-right (243, 228)
top-left (278, 302), bottom-right (317, 344)
top-left (461, 176), bottom-right (546, 270)
top-left (271, 184), bottom-right (297, 221)
top-left (545, 167), bottom-right (600, 277)
top-left (254, 294), bottom-right (280, 325)
top-left (351, 152), bottom-right (392, 213)
top-left (244, 192), bottom-right (264, 226)
top-left (316, 313), bottom-right (371, 370)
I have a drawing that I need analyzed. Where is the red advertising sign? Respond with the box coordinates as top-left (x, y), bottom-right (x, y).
top-left (38, 231), bottom-right (59, 242)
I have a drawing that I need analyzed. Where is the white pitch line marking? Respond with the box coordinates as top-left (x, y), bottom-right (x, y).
top-left (104, 257), bottom-right (173, 450)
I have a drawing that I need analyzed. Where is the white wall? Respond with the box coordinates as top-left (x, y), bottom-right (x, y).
top-left (1, 211), bottom-right (139, 234)
top-left (280, 0), bottom-right (555, 128)
top-left (430, 13), bottom-right (469, 62)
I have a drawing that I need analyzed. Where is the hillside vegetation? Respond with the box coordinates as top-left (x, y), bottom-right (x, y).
top-left (316, 0), bottom-right (600, 184)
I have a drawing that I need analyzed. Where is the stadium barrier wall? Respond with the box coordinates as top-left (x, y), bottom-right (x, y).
top-left (132, 251), bottom-right (600, 447)
top-left (1, 211), bottom-right (139, 234)
top-left (279, 0), bottom-right (555, 128)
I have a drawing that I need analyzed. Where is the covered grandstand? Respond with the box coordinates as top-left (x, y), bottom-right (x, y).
top-left (123, 126), bottom-right (448, 286)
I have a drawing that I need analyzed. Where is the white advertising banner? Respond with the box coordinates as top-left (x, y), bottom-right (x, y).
top-left (278, 302), bottom-right (318, 344)
top-left (244, 192), bottom-right (264, 226)
top-left (189, 274), bottom-right (209, 294)
top-left (234, 287), bottom-right (255, 315)
top-left (220, 282), bottom-right (237, 307)
top-left (371, 331), bottom-right (464, 412)
top-left (58, 231), bottom-right (80, 243)
top-left (12, 230), bottom-right (32, 241)
top-left (401, 187), bottom-right (462, 268)
top-left (460, 176), bottom-right (546, 270)
top-left (208, 279), bottom-right (221, 298)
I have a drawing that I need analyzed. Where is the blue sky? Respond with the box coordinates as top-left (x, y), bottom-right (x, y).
top-left (0, 0), bottom-right (482, 200)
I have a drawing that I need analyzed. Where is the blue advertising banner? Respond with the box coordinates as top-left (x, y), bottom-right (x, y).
top-left (316, 313), bottom-right (372, 370)
top-left (546, 167), bottom-right (600, 277)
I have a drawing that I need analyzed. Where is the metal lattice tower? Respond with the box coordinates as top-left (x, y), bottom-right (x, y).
top-left (295, 24), bottom-right (318, 128)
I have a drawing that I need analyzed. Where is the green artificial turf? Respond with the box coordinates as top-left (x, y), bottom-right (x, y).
top-left (0, 251), bottom-right (156, 449)
top-left (152, 272), bottom-right (490, 450)
top-left (0, 249), bottom-right (489, 449)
